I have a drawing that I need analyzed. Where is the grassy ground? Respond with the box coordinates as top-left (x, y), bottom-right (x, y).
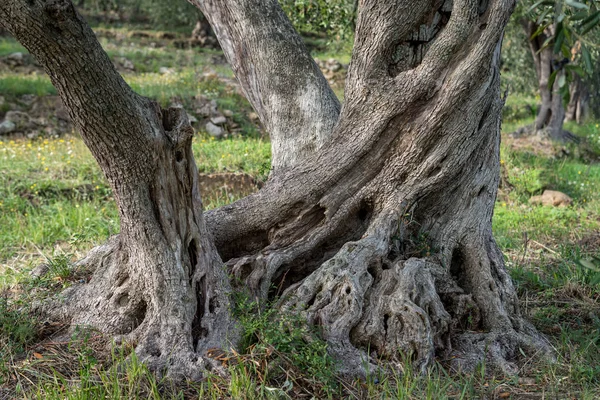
top-left (1, 28), bottom-right (599, 399)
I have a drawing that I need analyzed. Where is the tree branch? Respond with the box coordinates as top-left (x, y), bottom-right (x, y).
top-left (0, 0), bottom-right (157, 186)
top-left (189, 0), bottom-right (341, 172)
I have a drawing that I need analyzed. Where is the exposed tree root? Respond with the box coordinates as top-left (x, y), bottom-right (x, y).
top-left (272, 213), bottom-right (553, 377)
top-left (38, 107), bottom-right (239, 380)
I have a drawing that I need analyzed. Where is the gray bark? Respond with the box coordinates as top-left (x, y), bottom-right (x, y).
top-left (188, 0), bottom-right (341, 173)
top-left (0, 0), bottom-right (236, 380)
top-left (2, 0), bottom-right (551, 380)
top-left (205, 0), bottom-right (552, 375)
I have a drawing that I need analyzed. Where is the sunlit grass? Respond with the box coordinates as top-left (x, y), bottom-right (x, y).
top-left (0, 74), bottom-right (56, 98)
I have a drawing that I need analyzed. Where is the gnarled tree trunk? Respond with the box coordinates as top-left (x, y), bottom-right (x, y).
top-left (2, 0), bottom-right (551, 379)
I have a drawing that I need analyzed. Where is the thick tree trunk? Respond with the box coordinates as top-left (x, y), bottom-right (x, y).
top-left (518, 20), bottom-right (577, 141)
top-left (189, 0), bottom-right (341, 173)
top-left (204, 0), bottom-right (552, 375)
top-left (0, 0), bottom-right (236, 379)
top-left (2, 0), bottom-right (552, 380)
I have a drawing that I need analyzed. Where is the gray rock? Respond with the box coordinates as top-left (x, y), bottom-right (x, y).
top-left (211, 115), bottom-right (227, 125)
top-left (7, 52), bottom-right (24, 63)
top-left (326, 58), bottom-right (342, 72)
top-left (159, 67), bottom-right (173, 75)
top-left (5, 110), bottom-right (31, 127)
top-left (196, 104), bottom-right (211, 117)
top-left (18, 94), bottom-right (36, 106)
top-left (205, 122), bottom-right (224, 138)
top-left (223, 109), bottom-right (234, 117)
top-left (118, 57), bottom-right (135, 71)
top-left (187, 113), bottom-right (198, 124)
top-left (0, 120), bottom-right (16, 134)
top-left (30, 263), bottom-right (51, 278)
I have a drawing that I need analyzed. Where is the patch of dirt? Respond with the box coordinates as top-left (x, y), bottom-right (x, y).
top-left (577, 233), bottom-right (600, 251)
top-left (198, 173), bottom-right (262, 199)
top-left (503, 134), bottom-right (567, 158)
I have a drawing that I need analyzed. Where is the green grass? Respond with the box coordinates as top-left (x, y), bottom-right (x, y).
top-left (0, 74), bottom-right (56, 99)
top-left (0, 37), bottom-right (26, 57)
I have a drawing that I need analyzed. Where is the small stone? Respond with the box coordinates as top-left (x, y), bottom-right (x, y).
top-left (223, 109), bottom-right (234, 117)
top-left (159, 66), bottom-right (173, 75)
top-left (211, 115), bottom-right (227, 125)
top-left (7, 52), bottom-right (24, 63)
top-left (529, 190), bottom-right (572, 207)
top-left (205, 121), bottom-right (224, 138)
top-left (5, 110), bottom-right (31, 127)
top-left (196, 104), bottom-right (212, 117)
top-left (187, 113), bottom-right (198, 124)
top-left (118, 57), bottom-right (135, 71)
top-left (248, 112), bottom-right (259, 122)
top-left (0, 120), bottom-right (16, 134)
top-left (30, 263), bottom-right (50, 278)
top-left (18, 94), bottom-right (36, 106)
top-left (324, 71), bottom-right (336, 80)
top-left (326, 58), bottom-right (342, 72)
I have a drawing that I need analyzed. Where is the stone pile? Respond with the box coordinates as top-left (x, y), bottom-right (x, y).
top-left (315, 58), bottom-right (347, 86)
top-left (0, 95), bottom-right (71, 138)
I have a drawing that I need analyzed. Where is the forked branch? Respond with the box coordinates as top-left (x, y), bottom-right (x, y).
top-left (189, 0), bottom-right (341, 172)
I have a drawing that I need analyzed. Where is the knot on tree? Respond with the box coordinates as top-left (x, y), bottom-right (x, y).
top-left (161, 106), bottom-right (194, 144)
top-left (44, 0), bottom-right (76, 23)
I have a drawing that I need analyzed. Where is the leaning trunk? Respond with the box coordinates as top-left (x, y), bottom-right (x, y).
top-left (0, 0), bottom-right (236, 379)
top-left (204, 0), bottom-right (552, 375)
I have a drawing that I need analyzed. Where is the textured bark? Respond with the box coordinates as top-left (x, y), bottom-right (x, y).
top-left (3, 0), bottom-right (552, 380)
top-left (518, 20), bottom-right (577, 141)
top-left (188, 0), bottom-right (341, 173)
top-left (204, 0), bottom-right (552, 375)
top-left (0, 0), bottom-right (236, 379)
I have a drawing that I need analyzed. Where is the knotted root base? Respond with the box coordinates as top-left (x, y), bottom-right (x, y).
top-left (40, 235), bottom-right (237, 381)
top-left (278, 220), bottom-right (553, 377)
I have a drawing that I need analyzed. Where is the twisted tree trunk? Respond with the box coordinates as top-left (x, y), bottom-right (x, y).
top-left (2, 0), bottom-right (551, 379)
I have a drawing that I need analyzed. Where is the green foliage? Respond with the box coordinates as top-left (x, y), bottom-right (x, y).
top-left (46, 253), bottom-right (74, 281)
top-left (279, 0), bottom-right (356, 41)
top-left (0, 298), bottom-right (37, 352)
top-left (517, 0), bottom-right (600, 102)
top-left (502, 18), bottom-right (539, 96)
top-left (0, 37), bottom-right (26, 57)
top-left (136, 0), bottom-right (200, 31)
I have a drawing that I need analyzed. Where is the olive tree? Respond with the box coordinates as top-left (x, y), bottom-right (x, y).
top-left (0, 0), bottom-right (551, 379)
top-left (515, 0), bottom-right (600, 139)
